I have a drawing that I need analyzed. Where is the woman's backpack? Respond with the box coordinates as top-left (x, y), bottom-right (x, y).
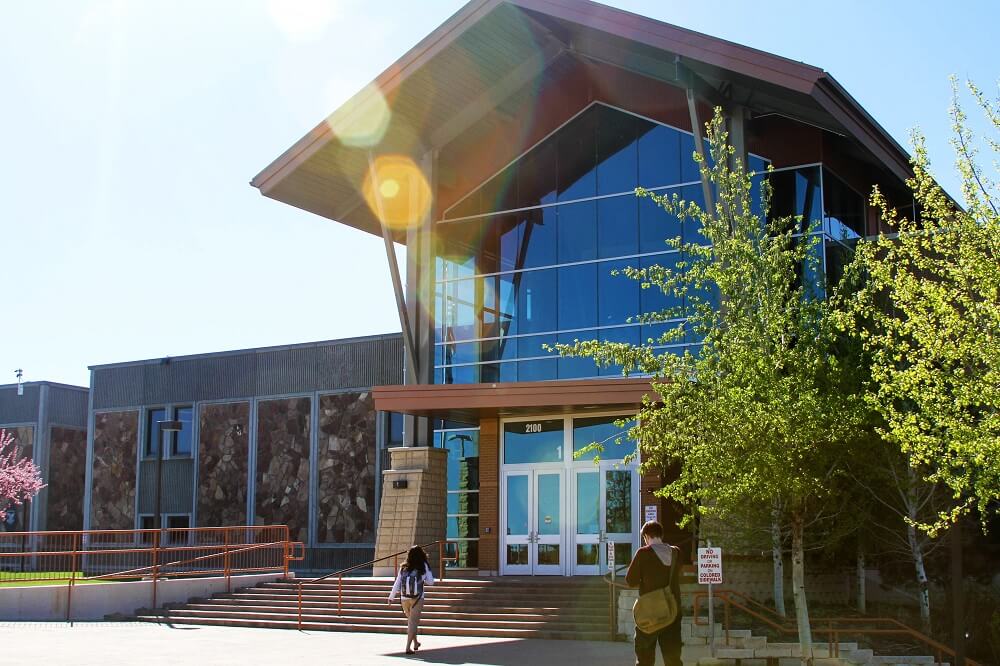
top-left (402, 568), bottom-right (424, 599)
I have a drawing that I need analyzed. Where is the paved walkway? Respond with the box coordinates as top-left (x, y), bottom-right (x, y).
top-left (4, 622), bottom-right (637, 665)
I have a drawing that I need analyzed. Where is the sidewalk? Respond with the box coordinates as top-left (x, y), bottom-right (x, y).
top-left (5, 622), bottom-right (637, 665)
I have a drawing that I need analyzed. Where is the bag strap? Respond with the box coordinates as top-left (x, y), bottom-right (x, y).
top-left (668, 545), bottom-right (680, 590)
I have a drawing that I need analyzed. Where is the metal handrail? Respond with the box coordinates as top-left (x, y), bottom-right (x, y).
top-left (691, 589), bottom-right (982, 666)
top-left (0, 525), bottom-right (298, 621)
top-left (295, 540), bottom-right (457, 630)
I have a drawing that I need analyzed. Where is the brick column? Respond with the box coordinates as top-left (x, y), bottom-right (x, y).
top-left (373, 447), bottom-right (448, 576)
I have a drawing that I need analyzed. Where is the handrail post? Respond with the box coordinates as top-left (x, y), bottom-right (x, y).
top-left (338, 574), bottom-right (343, 615)
top-left (224, 528), bottom-right (231, 594)
top-left (724, 595), bottom-right (730, 645)
top-left (67, 533), bottom-right (79, 622)
top-left (297, 581), bottom-right (303, 630)
top-left (152, 529), bottom-right (159, 615)
top-left (439, 542), bottom-right (444, 581)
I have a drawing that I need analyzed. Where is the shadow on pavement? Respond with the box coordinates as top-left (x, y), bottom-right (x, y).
top-left (379, 638), bottom-right (630, 665)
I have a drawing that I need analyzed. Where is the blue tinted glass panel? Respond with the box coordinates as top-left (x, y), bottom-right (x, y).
top-left (558, 109), bottom-right (597, 201)
top-left (517, 333), bottom-right (556, 359)
top-left (443, 364), bottom-right (478, 385)
top-left (598, 195), bottom-right (638, 259)
top-left (518, 138), bottom-right (558, 208)
top-left (681, 185), bottom-right (708, 245)
top-left (436, 220), bottom-right (479, 280)
top-left (482, 273), bottom-right (517, 339)
top-left (522, 207), bottom-right (557, 269)
top-left (558, 330), bottom-right (597, 379)
top-left (606, 470), bottom-right (634, 532)
top-left (441, 278), bottom-right (476, 342)
top-left (797, 168), bottom-right (823, 230)
top-left (504, 419), bottom-right (564, 464)
top-left (558, 263), bottom-right (597, 331)
top-left (518, 358), bottom-right (557, 381)
top-left (640, 253), bottom-right (682, 317)
top-left (441, 342), bottom-right (477, 366)
top-left (680, 132), bottom-right (700, 183)
top-left (173, 407), bottom-right (192, 456)
top-left (574, 416), bottom-right (638, 462)
top-left (599, 326), bottom-right (640, 377)
top-left (557, 201), bottom-right (597, 263)
top-left (439, 430), bottom-right (480, 491)
top-left (596, 106), bottom-right (638, 195)
top-left (639, 192), bottom-right (681, 253)
top-left (499, 361), bottom-right (518, 382)
top-left (506, 475), bottom-right (529, 535)
top-left (537, 473), bottom-right (561, 535)
top-left (517, 268), bottom-right (557, 334)
top-left (599, 260), bottom-right (639, 326)
top-left (477, 215), bottom-right (521, 275)
top-left (576, 472), bottom-right (600, 534)
top-left (638, 123), bottom-right (681, 189)
top-left (447, 516), bottom-right (480, 539)
top-left (146, 408), bottom-right (166, 456)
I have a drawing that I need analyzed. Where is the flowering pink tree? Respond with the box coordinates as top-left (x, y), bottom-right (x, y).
top-left (0, 429), bottom-right (44, 521)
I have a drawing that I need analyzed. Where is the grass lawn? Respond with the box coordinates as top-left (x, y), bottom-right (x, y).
top-left (0, 572), bottom-right (117, 588)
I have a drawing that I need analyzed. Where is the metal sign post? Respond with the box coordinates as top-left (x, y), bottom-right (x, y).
top-left (698, 543), bottom-right (723, 656)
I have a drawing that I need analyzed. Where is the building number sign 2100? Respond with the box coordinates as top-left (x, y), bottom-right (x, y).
top-left (524, 423), bottom-right (543, 434)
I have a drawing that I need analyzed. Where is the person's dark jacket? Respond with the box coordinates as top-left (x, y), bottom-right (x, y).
top-left (625, 543), bottom-right (681, 598)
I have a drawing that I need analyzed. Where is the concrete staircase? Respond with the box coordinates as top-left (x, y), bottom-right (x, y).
top-left (680, 617), bottom-right (949, 666)
top-left (132, 576), bottom-right (614, 640)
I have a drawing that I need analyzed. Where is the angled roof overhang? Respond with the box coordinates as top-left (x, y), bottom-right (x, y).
top-left (251, 0), bottom-right (913, 239)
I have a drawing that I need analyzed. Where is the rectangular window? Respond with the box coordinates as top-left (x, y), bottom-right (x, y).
top-left (145, 408), bottom-right (166, 457)
top-left (503, 420), bottom-right (563, 464)
top-left (437, 427), bottom-right (480, 569)
top-left (172, 406), bottom-right (193, 457)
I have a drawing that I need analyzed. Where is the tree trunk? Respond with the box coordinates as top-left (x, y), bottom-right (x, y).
top-left (856, 545), bottom-right (866, 614)
top-left (772, 503), bottom-right (786, 618)
top-left (790, 509), bottom-right (813, 663)
top-left (905, 468), bottom-right (931, 633)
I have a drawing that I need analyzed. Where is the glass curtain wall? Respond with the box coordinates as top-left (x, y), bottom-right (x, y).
top-left (436, 423), bottom-right (480, 568)
top-left (435, 103), bottom-right (766, 384)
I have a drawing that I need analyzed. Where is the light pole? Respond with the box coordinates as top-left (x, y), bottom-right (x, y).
top-left (156, 420), bottom-right (183, 532)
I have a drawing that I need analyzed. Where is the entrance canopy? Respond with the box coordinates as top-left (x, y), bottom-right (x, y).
top-left (373, 378), bottom-right (657, 423)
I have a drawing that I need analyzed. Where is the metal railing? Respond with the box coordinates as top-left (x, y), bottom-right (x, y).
top-left (295, 540), bottom-right (457, 630)
top-left (691, 588), bottom-right (981, 666)
top-left (0, 526), bottom-right (305, 621)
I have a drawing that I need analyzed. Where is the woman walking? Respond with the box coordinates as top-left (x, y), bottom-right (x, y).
top-left (626, 521), bottom-right (682, 666)
top-left (388, 545), bottom-right (435, 654)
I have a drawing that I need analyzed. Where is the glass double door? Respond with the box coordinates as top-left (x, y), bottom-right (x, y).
top-left (500, 414), bottom-right (639, 576)
top-left (503, 469), bottom-right (564, 575)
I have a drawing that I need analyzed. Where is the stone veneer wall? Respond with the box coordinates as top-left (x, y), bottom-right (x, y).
top-left (197, 401), bottom-right (250, 527)
top-left (4, 426), bottom-right (35, 531)
top-left (316, 392), bottom-right (376, 544)
top-left (46, 427), bottom-right (87, 531)
top-left (90, 411), bottom-right (139, 530)
top-left (254, 397), bottom-right (310, 543)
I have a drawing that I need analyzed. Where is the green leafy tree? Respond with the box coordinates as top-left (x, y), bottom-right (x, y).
top-left (842, 78), bottom-right (1000, 535)
top-left (558, 108), bottom-right (866, 659)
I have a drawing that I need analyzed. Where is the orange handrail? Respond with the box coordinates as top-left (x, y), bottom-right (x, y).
top-left (0, 525), bottom-right (300, 621)
top-left (295, 540), bottom-right (458, 630)
top-left (690, 589), bottom-right (981, 666)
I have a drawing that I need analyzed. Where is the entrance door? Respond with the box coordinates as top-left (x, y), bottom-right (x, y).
top-left (502, 469), bottom-right (565, 575)
top-left (572, 465), bottom-right (637, 575)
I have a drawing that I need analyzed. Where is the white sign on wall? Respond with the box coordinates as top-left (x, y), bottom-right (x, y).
top-left (607, 541), bottom-right (616, 570)
top-left (697, 547), bottom-right (723, 585)
top-left (644, 505), bottom-right (658, 523)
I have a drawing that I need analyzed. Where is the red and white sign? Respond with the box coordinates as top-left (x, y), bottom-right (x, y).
top-left (697, 547), bottom-right (723, 585)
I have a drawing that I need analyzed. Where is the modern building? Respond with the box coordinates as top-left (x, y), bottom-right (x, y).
top-left (251, 0), bottom-right (916, 577)
top-left (0, 381), bottom-right (89, 532)
top-left (83, 334), bottom-right (402, 569)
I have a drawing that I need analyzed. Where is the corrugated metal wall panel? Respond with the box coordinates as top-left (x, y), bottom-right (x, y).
top-left (0, 385), bottom-right (40, 424)
top-left (47, 387), bottom-right (89, 427)
top-left (143, 358), bottom-right (200, 405)
top-left (197, 353), bottom-right (257, 400)
top-left (93, 365), bottom-right (143, 409)
top-left (137, 458), bottom-right (194, 514)
top-left (255, 347), bottom-right (318, 396)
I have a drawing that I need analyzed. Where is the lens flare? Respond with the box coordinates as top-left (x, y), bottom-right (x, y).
top-left (363, 155), bottom-right (432, 231)
top-left (326, 83), bottom-right (392, 148)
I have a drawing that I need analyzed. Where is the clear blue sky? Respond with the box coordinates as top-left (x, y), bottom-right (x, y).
top-left (2, 0), bottom-right (997, 388)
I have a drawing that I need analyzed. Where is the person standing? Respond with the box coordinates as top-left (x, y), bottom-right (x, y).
top-left (388, 545), bottom-right (435, 654)
top-left (626, 521), bottom-right (682, 666)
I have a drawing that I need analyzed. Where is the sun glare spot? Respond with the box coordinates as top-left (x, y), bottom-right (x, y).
top-left (363, 155), bottom-right (432, 231)
top-left (266, 0), bottom-right (339, 42)
top-left (326, 83), bottom-right (392, 148)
